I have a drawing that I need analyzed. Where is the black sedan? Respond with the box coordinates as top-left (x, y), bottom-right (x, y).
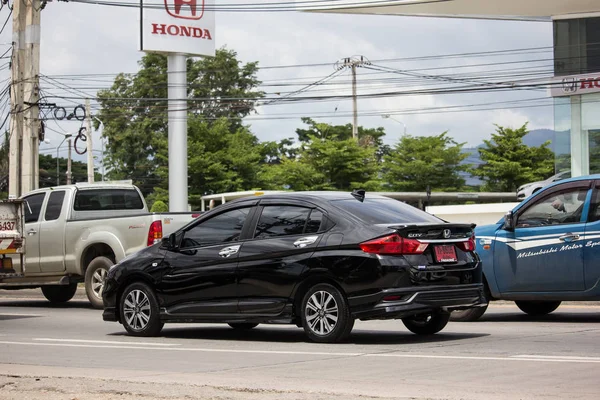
top-left (102, 191), bottom-right (485, 343)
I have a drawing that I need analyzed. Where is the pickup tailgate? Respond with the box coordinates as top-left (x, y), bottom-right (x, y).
top-left (0, 199), bottom-right (25, 277)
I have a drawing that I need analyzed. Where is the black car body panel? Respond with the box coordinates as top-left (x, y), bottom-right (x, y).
top-left (103, 192), bottom-right (485, 327)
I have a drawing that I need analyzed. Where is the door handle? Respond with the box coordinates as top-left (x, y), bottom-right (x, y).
top-left (218, 245), bottom-right (240, 258)
top-left (27, 229), bottom-right (37, 236)
top-left (293, 236), bottom-right (318, 248)
top-left (559, 233), bottom-right (580, 242)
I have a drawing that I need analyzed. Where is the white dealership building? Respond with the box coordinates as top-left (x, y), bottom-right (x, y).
top-left (311, 0), bottom-right (600, 177)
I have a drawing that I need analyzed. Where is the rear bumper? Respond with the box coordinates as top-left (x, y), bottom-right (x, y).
top-left (349, 283), bottom-right (486, 320)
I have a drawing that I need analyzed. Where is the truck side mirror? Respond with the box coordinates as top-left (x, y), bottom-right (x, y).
top-left (503, 211), bottom-right (515, 231)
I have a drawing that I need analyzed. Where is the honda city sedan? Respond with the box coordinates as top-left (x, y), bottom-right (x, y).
top-left (102, 191), bottom-right (485, 343)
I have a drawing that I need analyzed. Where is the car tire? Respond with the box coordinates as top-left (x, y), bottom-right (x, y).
top-left (402, 311), bottom-right (451, 335)
top-left (41, 283), bottom-right (78, 304)
top-left (300, 283), bottom-right (354, 343)
top-left (120, 282), bottom-right (164, 337)
top-left (451, 284), bottom-right (490, 322)
top-left (228, 323), bottom-right (259, 330)
top-left (515, 300), bottom-right (561, 316)
top-left (84, 256), bottom-right (114, 309)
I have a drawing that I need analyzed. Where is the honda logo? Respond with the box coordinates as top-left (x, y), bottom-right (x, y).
top-left (443, 229), bottom-right (451, 239)
top-left (165, 0), bottom-right (204, 20)
top-left (562, 77), bottom-right (578, 94)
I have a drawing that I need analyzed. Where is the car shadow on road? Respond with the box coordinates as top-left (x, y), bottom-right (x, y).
top-left (476, 311), bottom-right (600, 324)
top-left (110, 325), bottom-right (488, 345)
top-left (0, 299), bottom-right (94, 309)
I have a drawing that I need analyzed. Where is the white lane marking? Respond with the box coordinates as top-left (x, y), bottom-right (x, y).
top-left (512, 354), bottom-right (600, 361)
top-left (1, 341), bottom-right (600, 363)
top-left (33, 338), bottom-right (181, 347)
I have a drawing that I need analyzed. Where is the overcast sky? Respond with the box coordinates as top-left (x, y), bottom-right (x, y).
top-left (0, 1), bottom-right (555, 162)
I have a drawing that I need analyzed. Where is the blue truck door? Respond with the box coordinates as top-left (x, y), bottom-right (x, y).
top-left (494, 182), bottom-right (590, 293)
top-left (583, 182), bottom-right (600, 289)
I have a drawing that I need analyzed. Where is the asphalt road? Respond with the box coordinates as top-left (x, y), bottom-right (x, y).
top-left (1, 289), bottom-right (600, 399)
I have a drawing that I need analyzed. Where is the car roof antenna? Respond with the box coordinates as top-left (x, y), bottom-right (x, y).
top-left (351, 189), bottom-right (366, 202)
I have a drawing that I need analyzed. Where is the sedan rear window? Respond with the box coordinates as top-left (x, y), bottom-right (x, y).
top-left (332, 198), bottom-right (442, 224)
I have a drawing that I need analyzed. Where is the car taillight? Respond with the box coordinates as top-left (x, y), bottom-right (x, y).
top-left (456, 235), bottom-right (476, 252)
top-left (359, 234), bottom-right (428, 255)
top-left (147, 220), bottom-right (163, 246)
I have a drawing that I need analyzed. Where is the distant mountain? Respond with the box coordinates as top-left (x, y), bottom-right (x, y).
top-left (460, 129), bottom-right (567, 187)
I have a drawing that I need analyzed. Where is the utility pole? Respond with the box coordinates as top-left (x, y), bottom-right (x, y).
top-left (8, 0), bottom-right (26, 198)
top-left (66, 138), bottom-right (72, 185)
top-left (85, 99), bottom-right (94, 183)
top-left (9, 0), bottom-right (42, 197)
top-left (335, 56), bottom-right (370, 139)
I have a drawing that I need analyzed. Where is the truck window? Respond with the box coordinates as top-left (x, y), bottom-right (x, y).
top-left (517, 188), bottom-right (588, 227)
top-left (23, 193), bottom-right (46, 223)
top-left (74, 189), bottom-right (144, 211)
top-left (589, 189), bottom-right (600, 222)
top-left (45, 191), bottom-right (66, 221)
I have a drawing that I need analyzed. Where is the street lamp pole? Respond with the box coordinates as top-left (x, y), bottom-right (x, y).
top-left (382, 114), bottom-right (407, 136)
top-left (93, 117), bottom-right (105, 181)
top-left (56, 134), bottom-right (72, 185)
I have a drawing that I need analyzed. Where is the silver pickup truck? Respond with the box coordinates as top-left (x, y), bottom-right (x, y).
top-left (0, 183), bottom-right (199, 308)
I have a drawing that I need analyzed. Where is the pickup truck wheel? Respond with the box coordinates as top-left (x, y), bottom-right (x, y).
top-left (120, 282), bottom-right (164, 337)
top-left (85, 256), bottom-right (114, 309)
top-left (402, 311), bottom-right (451, 335)
top-left (41, 283), bottom-right (78, 304)
top-left (300, 283), bottom-right (354, 343)
top-left (515, 300), bottom-right (561, 316)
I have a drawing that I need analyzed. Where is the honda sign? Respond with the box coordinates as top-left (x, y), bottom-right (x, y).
top-left (140, 0), bottom-right (215, 56)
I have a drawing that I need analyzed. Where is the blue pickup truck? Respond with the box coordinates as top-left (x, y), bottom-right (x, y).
top-left (452, 174), bottom-right (600, 321)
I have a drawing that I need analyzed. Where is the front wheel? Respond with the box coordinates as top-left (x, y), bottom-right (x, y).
top-left (515, 300), bottom-right (561, 316)
top-left (300, 283), bottom-right (354, 343)
top-left (85, 256), bottom-right (114, 309)
top-left (120, 282), bottom-right (164, 337)
top-left (402, 312), bottom-right (451, 335)
top-left (41, 283), bottom-right (78, 304)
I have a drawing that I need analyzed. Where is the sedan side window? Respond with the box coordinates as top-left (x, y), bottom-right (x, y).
top-left (254, 206), bottom-right (314, 239)
top-left (23, 193), bottom-right (46, 223)
top-left (181, 207), bottom-right (250, 249)
top-left (517, 188), bottom-right (588, 228)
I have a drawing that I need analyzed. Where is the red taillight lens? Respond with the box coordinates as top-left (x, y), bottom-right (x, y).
top-left (147, 220), bottom-right (163, 246)
top-left (359, 234), bottom-right (428, 255)
top-left (457, 236), bottom-right (476, 252)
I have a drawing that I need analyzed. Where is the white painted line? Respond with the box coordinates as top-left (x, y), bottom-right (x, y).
top-left (512, 354), bottom-right (600, 361)
top-left (33, 338), bottom-right (181, 347)
top-left (2, 341), bottom-right (600, 363)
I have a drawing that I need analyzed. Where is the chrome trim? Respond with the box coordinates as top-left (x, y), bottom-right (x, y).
top-left (417, 238), bottom-right (470, 243)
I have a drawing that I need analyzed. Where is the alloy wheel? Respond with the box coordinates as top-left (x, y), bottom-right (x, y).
top-left (91, 267), bottom-right (107, 299)
top-left (123, 289), bottom-right (151, 331)
top-left (305, 290), bottom-right (339, 336)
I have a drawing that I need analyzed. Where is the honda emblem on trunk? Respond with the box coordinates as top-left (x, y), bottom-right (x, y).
top-left (443, 229), bottom-right (451, 239)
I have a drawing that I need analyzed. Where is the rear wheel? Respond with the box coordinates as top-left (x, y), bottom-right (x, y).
top-left (85, 256), bottom-right (114, 309)
top-left (120, 282), bottom-right (163, 337)
top-left (41, 283), bottom-right (78, 304)
top-left (228, 323), bottom-right (258, 330)
top-left (300, 283), bottom-right (354, 343)
top-left (402, 311), bottom-right (450, 335)
top-left (515, 300), bottom-right (561, 316)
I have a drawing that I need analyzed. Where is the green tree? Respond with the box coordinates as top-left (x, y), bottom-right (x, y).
top-left (383, 132), bottom-right (468, 192)
top-left (475, 123), bottom-right (554, 192)
top-left (96, 48), bottom-right (264, 197)
top-left (150, 200), bottom-right (168, 213)
top-left (38, 154), bottom-right (96, 187)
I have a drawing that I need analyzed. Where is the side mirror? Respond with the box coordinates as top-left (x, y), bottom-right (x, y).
top-left (504, 211), bottom-right (515, 231)
top-left (163, 232), bottom-right (180, 251)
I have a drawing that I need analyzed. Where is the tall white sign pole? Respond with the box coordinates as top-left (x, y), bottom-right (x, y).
top-left (167, 54), bottom-right (188, 212)
top-left (141, 0), bottom-right (215, 212)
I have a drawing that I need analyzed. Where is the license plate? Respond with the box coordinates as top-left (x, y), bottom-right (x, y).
top-left (434, 245), bottom-right (457, 263)
top-left (0, 221), bottom-right (15, 231)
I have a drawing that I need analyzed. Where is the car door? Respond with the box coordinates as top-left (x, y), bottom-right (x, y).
top-left (22, 192), bottom-right (47, 274)
top-left (157, 205), bottom-right (254, 316)
top-left (583, 180), bottom-right (600, 290)
top-left (38, 190), bottom-right (67, 272)
top-left (236, 201), bottom-right (326, 315)
top-left (494, 181), bottom-right (590, 293)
